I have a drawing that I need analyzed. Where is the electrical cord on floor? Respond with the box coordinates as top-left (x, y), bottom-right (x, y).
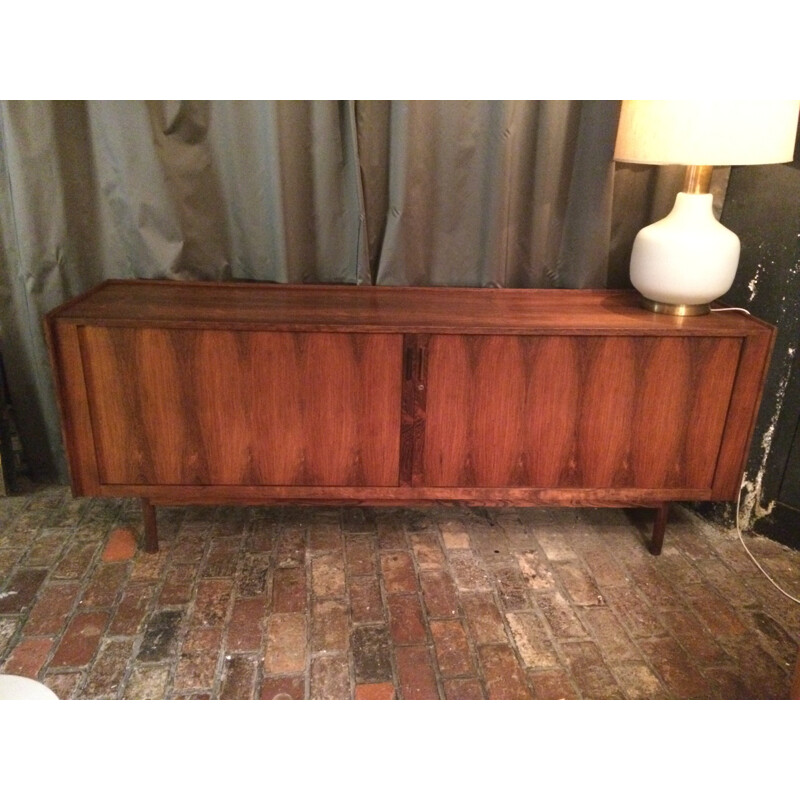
top-left (735, 479), bottom-right (800, 604)
top-left (711, 307), bottom-right (752, 314)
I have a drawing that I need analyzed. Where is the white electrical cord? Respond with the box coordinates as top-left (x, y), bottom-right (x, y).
top-left (707, 306), bottom-right (798, 600)
top-left (735, 480), bottom-right (800, 604)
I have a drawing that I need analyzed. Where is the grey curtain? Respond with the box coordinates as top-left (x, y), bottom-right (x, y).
top-left (1, 99), bottom-right (645, 482)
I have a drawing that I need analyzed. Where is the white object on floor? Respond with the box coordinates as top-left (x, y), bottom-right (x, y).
top-left (0, 675), bottom-right (59, 700)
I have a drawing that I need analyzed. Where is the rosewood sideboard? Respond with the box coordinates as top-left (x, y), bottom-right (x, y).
top-left (44, 280), bottom-right (775, 554)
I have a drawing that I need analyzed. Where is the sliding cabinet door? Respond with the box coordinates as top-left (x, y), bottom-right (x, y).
top-left (421, 334), bottom-right (742, 490)
top-left (80, 327), bottom-right (403, 487)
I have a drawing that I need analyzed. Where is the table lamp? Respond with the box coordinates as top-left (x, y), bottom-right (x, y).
top-left (614, 100), bottom-right (799, 315)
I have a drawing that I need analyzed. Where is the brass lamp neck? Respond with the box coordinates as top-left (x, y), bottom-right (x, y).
top-left (683, 165), bottom-right (714, 194)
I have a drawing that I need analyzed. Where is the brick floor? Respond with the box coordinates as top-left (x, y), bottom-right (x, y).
top-left (1, 484), bottom-right (800, 699)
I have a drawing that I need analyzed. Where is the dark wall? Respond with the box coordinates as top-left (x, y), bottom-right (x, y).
top-left (711, 151), bottom-right (800, 549)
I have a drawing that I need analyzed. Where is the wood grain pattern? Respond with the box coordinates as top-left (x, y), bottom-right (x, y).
top-left (49, 280), bottom-right (775, 337)
top-left (712, 328), bottom-right (776, 498)
top-left (96, 483), bottom-right (711, 505)
top-left (422, 334), bottom-right (742, 490)
top-left (79, 327), bottom-right (402, 487)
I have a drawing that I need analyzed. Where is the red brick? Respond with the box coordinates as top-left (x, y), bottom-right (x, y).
top-left (443, 678), bottom-right (484, 699)
top-left (158, 563), bottom-right (196, 606)
top-left (311, 599), bottom-right (349, 654)
top-left (461, 593), bottom-right (507, 644)
top-left (129, 549), bottom-right (168, 581)
top-left (578, 606), bottom-right (639, 663)
top-left (24, 529), bottom-right (69, 567)
top-left (310, 654), bottom-right (351, 699)
top-left (308, 524), bottom-right (342, 553)
top-left (603, 585), bottom-right (665, 638)
top-left (575, 545), bottom-right (629, 588)
top-left (528, 669), bottom-right (580, 700)
top-left (83, 639), bottom-right (135, 698)
top-left (1, 637), bottom-right (54, 678)
top-left (613, 663), bottom-right (670, 700)
top-left (395, 645), bottom-right (439, 699)
top-left (381, 551), bottom-right (417, 594)
top-left (239, 553), bottom-right (270, 597)
top-left (124, 664), bottom-right (170, 699)
top-left (272, 567), bottom-right (307, 612)
top-left (43, 671), bottom-right (82, 699)
top-left (220, 655), bottom-right (257, 700)
top-left (275, 528), bottom-right (305, 568)
top-left (311, 553), bottom-right (346, 598)
top-left (170, 533), bottom-right (208, 564)
top-left (491, 561), bottom-right (532, 610)
top-left (191, 579), bottom-right (233, 627)
top-left (23, 582), bottom-right (80, 635)
top-left (559, 641), bottom-right (625, 699)
top-left (102, 527), bottom-right (137, 562)
top-left (81, 562), bottom-right (128, 607)
top-left (53, 542), bottom-right (99, 581)
top-left (478, 644), bottom-right (533, 700)
top-left (535, 591), bottom-right (587, 639)
top-left (659, 606), bottom-right (727, 662)
top-left (349, 576), bottom-right (384, 624)
top-left (725, 640), bottom-right (790, 700)
top-left (110, 583), bottom-right (154, 636)
top-left (174, 627), bottom-right (223, 692)
top-left (439, 519), bottom-right (470, 549)
top-left (138, 609), bottom-right (183, 661)
top-left (532, 529), bottom-right (577, 562)
top-left (623, 562), bottom-right (684, 609)
top-left (202, 538), bottom-right (242, 578)
top-left (50, 611), bottom-right (110, 668)
top-left (345, 536), bottom-right (376, 575)
top-left (0, 617), bottom-right (18, 654)
top-left (227, 597), bottom-right (265, 652)
top-left (555, 562), bottom-right (604, 606)
top-left (419, 570), bottom-right (459, 619)
top-left (0, 568), bottom-right (49, 613)
top-left (0, 547), bottom-right (23, 577)
top-left (430, 619), bottom-right (473, 677)
top-left (517, 551), bottom-right (557, 591)
top-left (682, 582), bottom-right (747, 637)
top-left (355, 682), bottom-right (395, 699)
top-left (637, 636), bottom-right (716, 699)
top-left (351, 626), bottom-right (393, 683)
top-left (341, 507), bottom-right (376, 533)
top-left (264, 614), bottom-right (307, 674)
top-left (410, 533), bottom-right (446, 570)
top-left (376, 517), bottom-right (406, 549)
top-left (387, 594), bottom-right (427, 645)
top-left (506, 611), bottom-right (560, 669)
top-left (447, 550), bottom-right (491, 592)
top-left (245, 520), bottom-right (277, 552)
top-left (260, 674), bottom-right (305, 700)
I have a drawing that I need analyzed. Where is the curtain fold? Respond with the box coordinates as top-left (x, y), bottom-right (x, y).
top-left (1, 99), bottom-right (651, 482)
top-left (367, 100), bottom-right (621, 287)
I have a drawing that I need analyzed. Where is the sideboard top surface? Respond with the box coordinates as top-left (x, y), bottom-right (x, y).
top-left (47, 279), bottom-right (774, 336)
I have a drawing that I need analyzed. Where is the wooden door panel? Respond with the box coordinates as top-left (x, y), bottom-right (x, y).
top-left (422, 334), bottom-right (742, 489)
top-left (80, 327), bottom-right (402, 487)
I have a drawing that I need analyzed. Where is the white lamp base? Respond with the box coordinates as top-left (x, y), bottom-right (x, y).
top-left (630, 192), bottom-right (740, 315)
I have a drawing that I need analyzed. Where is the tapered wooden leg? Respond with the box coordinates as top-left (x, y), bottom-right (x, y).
top-left (141, 498), bottom-right (159, 553)
top-left (649, 502), bottom-right (670, 556)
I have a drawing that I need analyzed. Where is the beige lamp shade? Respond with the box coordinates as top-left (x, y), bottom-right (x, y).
top-left (614, 100), bottom-right (800, 166)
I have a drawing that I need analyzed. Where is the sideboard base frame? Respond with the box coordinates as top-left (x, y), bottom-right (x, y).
top-left (137, 495), bottom-right (673, 556)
